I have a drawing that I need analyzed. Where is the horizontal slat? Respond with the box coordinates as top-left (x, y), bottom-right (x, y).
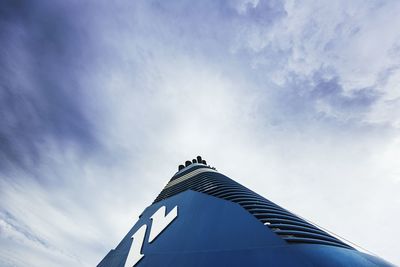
top-left (274, 230), bottom-right (343, 244)
top-left (267, 223), bottom-right (329, 236)
top-left (164, 168), bottom-right (218, 189)
top-left (284, 237), bottom-right (352, 249)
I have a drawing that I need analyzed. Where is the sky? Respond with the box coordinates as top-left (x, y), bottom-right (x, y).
top-left (1, 0), bottom-right (400, 266)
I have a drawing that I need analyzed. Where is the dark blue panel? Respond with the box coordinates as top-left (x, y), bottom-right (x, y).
top-left (98, 190), bottom-right (394, 267)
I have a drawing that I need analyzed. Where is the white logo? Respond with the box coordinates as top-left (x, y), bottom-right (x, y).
top-left (124, 205), bottom-right (178, 267)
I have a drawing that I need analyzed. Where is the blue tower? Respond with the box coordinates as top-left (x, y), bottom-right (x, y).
top-left (98, 157), bottom-right (394, 267)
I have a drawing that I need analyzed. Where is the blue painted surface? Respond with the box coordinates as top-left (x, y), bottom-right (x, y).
top-left (98, 190), bottom-right (394, 267)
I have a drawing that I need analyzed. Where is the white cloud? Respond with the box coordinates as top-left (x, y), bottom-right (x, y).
top-left (232, 0), bottom-right (400, 126)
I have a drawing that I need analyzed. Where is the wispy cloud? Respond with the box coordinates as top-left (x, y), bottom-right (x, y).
top-left (1, 0), bottom-right (399, 266)
top-left (0, 0), bottom-right (100, 173)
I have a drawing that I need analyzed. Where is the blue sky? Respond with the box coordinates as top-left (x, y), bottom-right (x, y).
top-left (1, 0), bottom-right (400, 265)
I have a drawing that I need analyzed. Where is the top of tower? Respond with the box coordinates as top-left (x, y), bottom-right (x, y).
top-left (176, 156), bottom-right (216, 175)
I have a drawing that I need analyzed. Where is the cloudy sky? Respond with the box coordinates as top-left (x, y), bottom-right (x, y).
top-left (1, 0), bottom-right (400, 266)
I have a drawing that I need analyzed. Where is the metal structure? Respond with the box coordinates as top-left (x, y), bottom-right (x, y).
top-left (98, 156), bottom-right (394, 267)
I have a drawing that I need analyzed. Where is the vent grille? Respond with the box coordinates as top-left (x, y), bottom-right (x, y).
top-left (154, 169), bottom-right (353, 250)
